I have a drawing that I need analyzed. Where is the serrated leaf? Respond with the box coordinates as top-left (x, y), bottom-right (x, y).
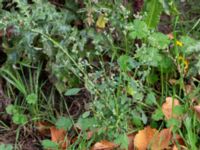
top-left (55, 117), bottom-right (73, 130)
top-left (145, 0), bottom-right (163, 28)
top-left (136, 47), bottom-right (162, 67)
top-left (26, 93), bottom-right (37, 104)
top-left (12, 113), bottom-right (27, 125)
top-left (128, 20), bottom-right (149, 39)
top-left (148, 32), bottom-right (170, 49)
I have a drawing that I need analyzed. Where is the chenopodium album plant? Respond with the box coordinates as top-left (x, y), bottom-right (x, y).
top-left (1, 0), bottom-right (200, 148)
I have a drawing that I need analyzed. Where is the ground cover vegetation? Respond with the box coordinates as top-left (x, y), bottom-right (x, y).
top-left (0, 0), bottom-right (200, 149)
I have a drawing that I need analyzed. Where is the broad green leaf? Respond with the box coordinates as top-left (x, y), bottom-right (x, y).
top-left (128, 20), bottom-right (149, 39)
top-left (42, 140), bottom-right (59, 150)
top-left (55, 117), bottom-right (73, 130)
top-left (114, 133), bottom-right (128, 149)
top-left (145, 92), bottom-right (157, 106)
top-left (0, 144), bottom-right (13, 150)
top-left (148, 32), bottom-right (170, 49)
top-left (152, 108), bottom-right (164, 121)
top-left (145, 0), bottom-right (163, 28)
top-left (64, 88), bottom-right (81, 96)
top-left (136, 47), bottom-right (162, 67)
top-left (82, 111), bottom-right (90, 118)
top-left (12, 113), bottom-right (27, 125)
top-left (76, 117), bottom-right (97, 131)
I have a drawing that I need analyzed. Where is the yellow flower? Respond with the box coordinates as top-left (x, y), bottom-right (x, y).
top-left (176, 40), bottom-right (183, 47)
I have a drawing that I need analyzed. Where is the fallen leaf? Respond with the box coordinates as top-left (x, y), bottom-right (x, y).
top-left (50, 126), bottom-right (68, 150)
top-left (91, 140), bottom-right (118, 150)
top-left (167, 33), bottom-right (174, 40)
top-left (194, 105), bottom-right (200, 118)
top-left (128, 133), bottom-right (135, 150)
top-left (172, 145), bottom-right (178, 150)
top-left (162, 97), bottom-right (180, 120)
top-left (172, 134), bottom-right (185, 149)
top-left (151, 128), bottom-right (172, 150)
top-left (35, 121), bottom-right (53, 136)
top-left (134, 126), bottom-right (158, 150)
top-left (87, 131), bottom-right (94, 140)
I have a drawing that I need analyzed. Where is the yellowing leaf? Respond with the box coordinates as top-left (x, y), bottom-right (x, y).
top-left (162, 97), bottom-right (180, 120)
top-left (134, 126), bottom-right (158, 150)
top-left (91, 140), bottom-right (118, 150)
top-left (96, 14), bottom-right (108, 29)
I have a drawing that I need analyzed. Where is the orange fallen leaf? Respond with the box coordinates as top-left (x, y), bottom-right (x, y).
top-left (87, 131), bottom-right (94, 140)
top-left (128, 133), bottom-right (135, 150)
top-left (151, 128), bottom-right (172, 150)
top-left (50, 126), bottom-right (68, 150)
top-left (35, 121), bottom-right (53, 136)
top-left (91, 140), bottom-right (118, 150)
top-left (172, 145), bottom-right (178, 150)
top-left (134, 126), bottom-right (158, 150)
top-left (194, 105), bottom-right (200, 118)
top-left (162, 97), bottom-right (180, 120)
top-left (167, 33), bottom-right (174, 40)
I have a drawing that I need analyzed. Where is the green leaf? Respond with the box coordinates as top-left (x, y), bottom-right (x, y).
top-left (136, 47), bottom-right (162, 67)
top-left (145, 0), bottom-right (163, 28)
top-left (26, 93), bottom-right (37, 104)
top-left (158, 55), bottom-right (174, 73)
top-left (12, 113), bottom-right (27, 125)
top-left (0, 144), bottom-right (13, 150)
top-left (128, 20), bottom-right (149, 39)
top-left (6, 105), bottom-right (19, 115)
top-left (145, 92), bottom-right (157, 106)
top-left (152, 108), bottom-right (164, 121)
top-left (173, 105), bottom-right (185, 116)
top-left (114, 133), bottom-right (128, 149)
top-left (64, 88), bottom-right (81, 96)
top-left (42, 140), bottom-right (59, 150)
top-left (148, 32), bottom-right (170, 49)
top-left (166, 118), bottom-right (181, 129)
top-left (55, 117), bottom-right (73, 130)
top-left (76, 117), bottom-right (97, 131)
top-left (82, 111), bottom-right (90, 118)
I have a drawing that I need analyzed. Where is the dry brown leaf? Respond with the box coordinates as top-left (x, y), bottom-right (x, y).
top-left (169, 79), bottom-right (178, 85)
top-left (172, 145), bottom-right (178, 150)
top-left (162, 97), bottom-right (180, 120)
top-left (50, 126), bottom-right (68, 150)
top-left (194, 105), bottom-right (200, 118)
top-left (35, 121), bottom-right (53, 136)
top-left (91, 140), bottom-right (118, 150)
top-left (87, 131), bottom-right (94, 140)
top-left (173, 134), bottom-right (185, 146)
top-left (128, 133), bottom-right (135, 150)
top-left (151, 128), bottom-right (172, 150)
top-left (167, 33), bottom-right (174, 40)
top-left (134, 126), bottom-right (158, 150)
